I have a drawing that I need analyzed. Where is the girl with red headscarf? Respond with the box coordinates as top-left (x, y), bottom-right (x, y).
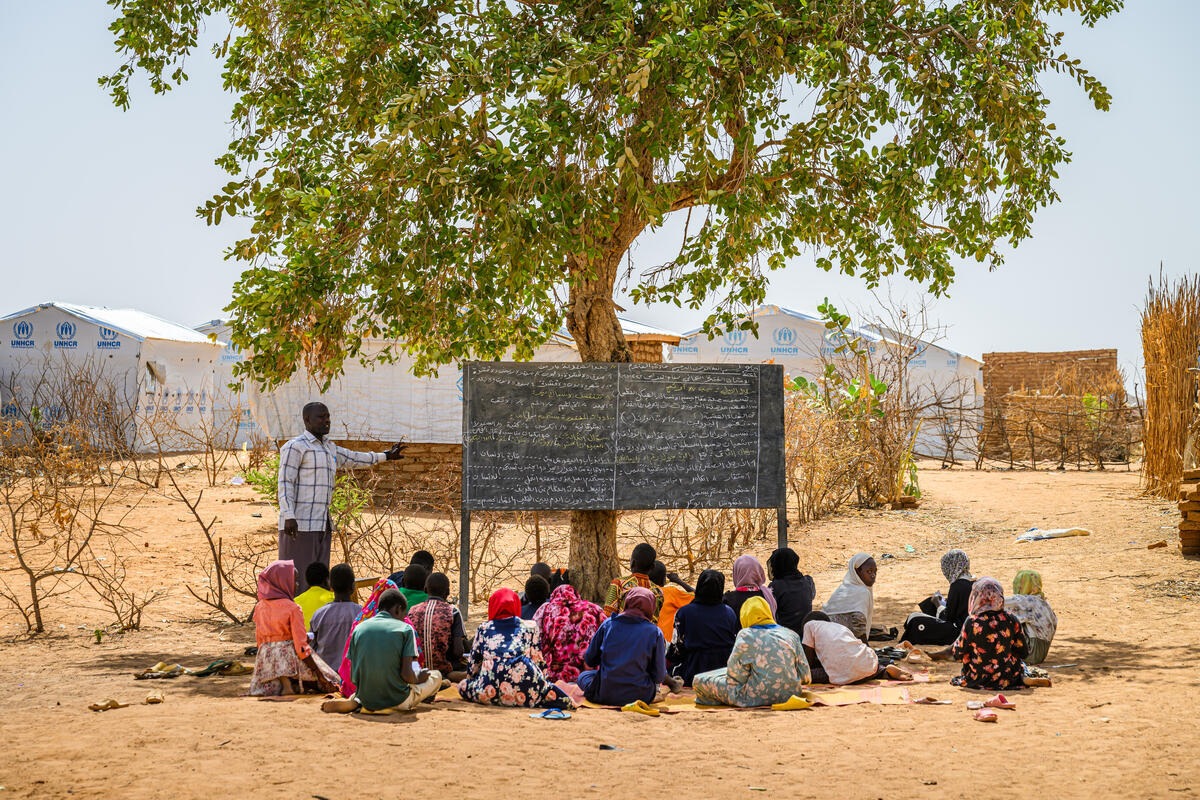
top-left (248, 560), bottom-right (341, 697)
top-left (457, 588), bottom-right (573, 709)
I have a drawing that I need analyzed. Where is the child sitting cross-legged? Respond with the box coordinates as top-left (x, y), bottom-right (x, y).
top-left (409, 572), bottom-right (469, 683)
top-left (801, 611), bottom-right (911, 685)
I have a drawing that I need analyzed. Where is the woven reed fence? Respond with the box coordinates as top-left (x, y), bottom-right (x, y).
top-left (1141, 273), bottom-right (1200, 498)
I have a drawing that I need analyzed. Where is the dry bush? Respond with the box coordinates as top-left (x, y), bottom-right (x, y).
top-left (624, 507), bottom-right (774, 579)
top-left (784, 399), bottom-right (860, 523)
top-left (82, 536), bottom-right (168, 632)
top-left (0, 416), bottom-right (152, 633)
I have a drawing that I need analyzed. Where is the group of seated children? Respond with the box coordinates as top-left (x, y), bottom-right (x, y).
top-left (249, 542), bottom-right (1056, 712)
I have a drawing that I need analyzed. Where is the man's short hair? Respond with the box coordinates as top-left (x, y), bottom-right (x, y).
top-left (647, 560), bottom-right (667, 587)
top-left (305, 561), bottom-right (330, 589)
top-left (802, 610), bottom-right (830, 629)
top-left (377, 589), bottom-right (408, 616)
top-left (530, 562), bottom-right (552, 580)
top-left (329, 563), bottom-right (355, 595)
top-left (402, 563), bottom-right (429, 591)
top-left (524, 575), bottom-right (551, 606)
top-left (410, 550), bottom-right (435, 571)
top-left (630, 543), bottom-right (657, 574)
top-left (301, 401), bottom-right (326, 421)
top-left (425, 571), bottom-right (451, 600)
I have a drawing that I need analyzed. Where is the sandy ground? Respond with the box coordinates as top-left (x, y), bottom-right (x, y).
top-left (1, 463), bottom-right (1198, 799)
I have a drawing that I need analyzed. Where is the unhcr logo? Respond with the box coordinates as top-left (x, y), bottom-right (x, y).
top-left (97, 327), bottom-right (122, 350)
top-left (10, 320), bottom-right (34, 349)
top-left (54, 321), bottom-right (78, 350)
top-left (720, 329), bottom-right (749, 354)
top-left (770, 326), bottom-right (799, 355)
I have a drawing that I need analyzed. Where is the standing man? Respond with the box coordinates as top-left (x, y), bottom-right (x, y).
top-left (278, 402), bottom-right (404, 591)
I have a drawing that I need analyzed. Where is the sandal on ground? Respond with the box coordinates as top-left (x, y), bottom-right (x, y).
top-left (973, 708), bottom-right (999, 722)
top-left (530, 708), bottom-right (572, 720)
top-left (621, 700), bottom-right (661, 716)
top-left (984, 693), bottom-right (1015, 710)
top-left (771, 693), bottom-right (815, 711)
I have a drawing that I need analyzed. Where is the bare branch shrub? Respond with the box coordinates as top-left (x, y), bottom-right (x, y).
top-left (81, 535), bottom-right (168, 631)
top-left (0, 417), bottom-right (142, 633)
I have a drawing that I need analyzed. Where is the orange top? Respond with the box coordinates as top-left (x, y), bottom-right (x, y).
top-left (255, 598), bottom-right (311, 659)
top-left (657, 585), bottom-right (694, 642)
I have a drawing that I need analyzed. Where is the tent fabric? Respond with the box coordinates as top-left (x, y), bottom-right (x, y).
top-left (1, 302), bottom-right (213, 344)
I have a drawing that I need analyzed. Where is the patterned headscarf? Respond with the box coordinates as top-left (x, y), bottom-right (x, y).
top-left (257, 560), bottom-right (295, 601)
top-left (354, 577), bottom-right (400, 626)
top-left (621, 587), bottom-right (656, 622)
top-left (940, 549), bottom-right (973, 584)
top-left (732, 554), bottom-right (778, 615)
top-left (1012, 569), bottom-right (1044, 597)
top-left (739, 596), bottom-right (776, 628)
top-left (968, 577), bottom-right (1006, 615)
top-left (487, 587), bottom-right (522, 621)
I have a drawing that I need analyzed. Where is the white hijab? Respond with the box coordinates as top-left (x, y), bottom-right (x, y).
top-left (821, 552), bottom-right (875, 633)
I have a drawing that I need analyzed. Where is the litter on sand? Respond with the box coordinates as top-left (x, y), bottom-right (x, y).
top-left (88, 698), bottom-right (128, 712)
top-left (1016, 527), bottom-right (1091, 542)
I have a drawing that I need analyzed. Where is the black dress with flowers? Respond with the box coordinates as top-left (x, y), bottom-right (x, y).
top-left (950, 609), bottom-right (1029, 690)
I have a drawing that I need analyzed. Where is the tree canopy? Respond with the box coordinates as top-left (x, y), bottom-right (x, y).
top-left (105, 0), bottom-right (1120, 599)
top-left (105, 0), bottom-right (1120, 384)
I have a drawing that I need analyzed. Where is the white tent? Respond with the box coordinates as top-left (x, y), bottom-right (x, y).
top-left (0, 302), bottom-right (224, 453)
top-left (225, 317), bottom-right (679, 444)
top-left (231, 330), bottom-right (580, 444)
top-left (667, 305), bottom-right (982, 461)
top-left (195, 319), bottom-right (265, 449)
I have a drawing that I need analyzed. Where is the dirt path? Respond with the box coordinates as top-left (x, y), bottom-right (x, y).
top-left (1, 466), bottom-right (1197, 799)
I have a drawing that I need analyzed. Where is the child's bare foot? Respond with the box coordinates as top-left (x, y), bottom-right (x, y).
top-left (884, 664), bottom-right (913, 681)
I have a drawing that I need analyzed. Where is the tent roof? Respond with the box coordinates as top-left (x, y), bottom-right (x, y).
top-left (615, 316), bottom-right (682, 343)
top-left (678, 304), bottom-right (890, 343)
top-left (1, 302), bottom-right (216, 345)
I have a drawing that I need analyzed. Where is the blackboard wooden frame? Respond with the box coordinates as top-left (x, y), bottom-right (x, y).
top-left (457, 362), bottom-right (788, 615)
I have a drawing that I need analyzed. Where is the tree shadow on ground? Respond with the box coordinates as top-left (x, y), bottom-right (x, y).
top-left (1041, 633), bottom-right (1193, 677)
top-left (75, 648), bottom-right (261, 698)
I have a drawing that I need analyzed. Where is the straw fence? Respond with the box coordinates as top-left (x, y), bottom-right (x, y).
top-left (1141, 273), bottom-right (1200, 498)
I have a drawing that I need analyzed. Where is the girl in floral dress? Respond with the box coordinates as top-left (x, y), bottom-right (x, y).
top-left (951, 577), bottom-right (1030, 690)
top-left (693, 597), bottom-right (810, 707)
top-left (458, 588), bottom-right (573, 709)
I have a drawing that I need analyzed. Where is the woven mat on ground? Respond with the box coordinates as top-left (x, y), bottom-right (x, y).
top-left (431, 681), bottom-right (913, 711)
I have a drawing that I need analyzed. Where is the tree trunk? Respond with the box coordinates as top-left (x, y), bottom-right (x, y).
top-left (564, 252), bottom-right (633, 602)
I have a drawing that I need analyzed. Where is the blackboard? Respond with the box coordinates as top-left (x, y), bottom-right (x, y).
top-left (461, 362), bottom-right (785, 511)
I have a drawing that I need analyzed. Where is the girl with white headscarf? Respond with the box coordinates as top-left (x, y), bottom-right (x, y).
top-left (820, 553), bottom-right (877, 643)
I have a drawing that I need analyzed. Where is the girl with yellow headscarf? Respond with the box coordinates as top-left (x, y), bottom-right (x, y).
top-left (1005, 569), bottom-right (1057, 665)
top-left (692, 597), bottom-right (811, 707)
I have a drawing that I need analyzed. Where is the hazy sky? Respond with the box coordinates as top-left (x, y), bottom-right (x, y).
top-left (2, 2), bottom-right (1195, 392)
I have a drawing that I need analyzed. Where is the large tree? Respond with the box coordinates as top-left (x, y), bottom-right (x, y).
top-left (105, 0), bottom-right (1118, 599)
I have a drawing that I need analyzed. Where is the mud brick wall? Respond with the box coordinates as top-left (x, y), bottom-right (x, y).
top-left (980, 349), bottom-right (1120, 458)
top-left (630, 341), bottom-right (666, 363)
